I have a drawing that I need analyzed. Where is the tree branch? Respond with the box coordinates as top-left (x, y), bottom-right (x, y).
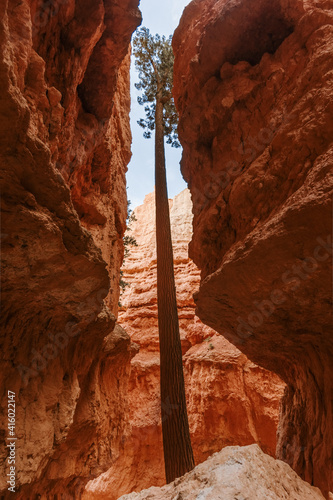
top-left (150, 58), bottom-right (161, 88)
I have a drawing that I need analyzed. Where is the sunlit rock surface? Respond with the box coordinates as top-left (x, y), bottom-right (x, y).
top-left (119, 444), bottom-right (325, 500)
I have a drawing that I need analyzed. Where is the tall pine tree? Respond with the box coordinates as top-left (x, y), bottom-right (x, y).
top-left (133, 27), bottom-right (195, 482)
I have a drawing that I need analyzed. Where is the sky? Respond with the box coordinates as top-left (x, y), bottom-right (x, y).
top-left (126, 0), bottom-right (191, 210)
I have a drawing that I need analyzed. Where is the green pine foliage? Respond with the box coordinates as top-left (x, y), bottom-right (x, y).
top-left (132, 27), bottom-right (180, 148)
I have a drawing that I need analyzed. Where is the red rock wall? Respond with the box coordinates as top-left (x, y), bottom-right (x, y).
top-left (0, 0), bottom-right (140, 497)
top-left (83, 189), bottom-right (285, 499)
top-left (173, 0), bottom-right (333, 496)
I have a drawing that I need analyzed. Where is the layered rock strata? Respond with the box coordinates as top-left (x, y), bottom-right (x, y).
top-left (173, 0), bottom-right (333, 496)
top-left (83, 189), bottom-right (285, 499)
top-left (0, 0), bottom-right (141, 497)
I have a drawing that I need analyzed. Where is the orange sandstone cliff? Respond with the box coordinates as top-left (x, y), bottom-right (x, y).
top-left (173, 0), bottom-right (333, 496)
top-left (83, 189), bottom-right (285, 499)
top-left (0, 0), bottom-right (141, 497)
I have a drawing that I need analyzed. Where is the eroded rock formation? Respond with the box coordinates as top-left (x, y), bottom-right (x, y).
top-left (118, 444), bottom-right (325, 500)
top-left (173, 0), bottom-right (333, 496)
top-left (0, 0), bottom-right (141, 497)
top-left (83, 189), bottom-right (285, 499)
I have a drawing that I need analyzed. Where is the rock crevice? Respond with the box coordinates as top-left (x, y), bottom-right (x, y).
top-left (83, 189), bottom-right (285, 499)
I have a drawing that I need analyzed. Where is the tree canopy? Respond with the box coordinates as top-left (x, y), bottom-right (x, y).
top-left (132, 27), bottom-right (180, 148)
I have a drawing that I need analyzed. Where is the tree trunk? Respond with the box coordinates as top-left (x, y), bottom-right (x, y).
top-left (154, 95), bottom-right (195, 483)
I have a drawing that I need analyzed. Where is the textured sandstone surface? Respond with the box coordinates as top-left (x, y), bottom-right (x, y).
top-left (0, 0), bottom-right (140, 497)
top-left (118, 444), bottom-right (325, 500)
top-left (173, 0), bottom-right (333, 496)
top-left (184, 334), bottom-right (285, 463)
top-left (83, 190), bottom-right (285, 499)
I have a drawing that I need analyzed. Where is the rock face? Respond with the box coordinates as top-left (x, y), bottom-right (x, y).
top-left (118, 444), bottom-right (325, 500)
top-left (83, 189), bottom-right (285, 499)
top-left (184, 335), bottom-right (285, 464)
top-left (173, 0), bottom-right (333, 496)
top-left (0, 0), bottom-right (140, 497)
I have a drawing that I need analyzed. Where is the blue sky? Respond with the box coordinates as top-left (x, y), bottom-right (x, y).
top-left (126, 0), bottom-right (191, 209)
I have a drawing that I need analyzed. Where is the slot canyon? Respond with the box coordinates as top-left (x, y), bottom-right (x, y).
top-left (0, 0), bottom-right (332, 500)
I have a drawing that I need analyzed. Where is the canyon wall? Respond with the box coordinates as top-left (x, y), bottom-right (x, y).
top-left (173, 0), bottom-right (333, 496)
top-left (0, 0), bottom-right (141, 497)
top-left (83, 189), bottom-right (285, 500)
